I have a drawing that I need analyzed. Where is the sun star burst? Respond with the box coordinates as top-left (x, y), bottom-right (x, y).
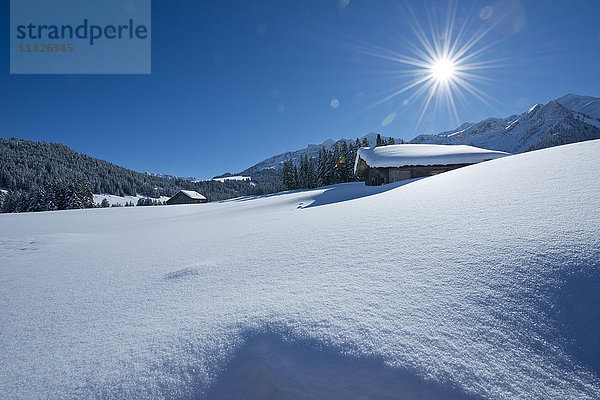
top-left (430, 57), bottom-right (456, 82)
top-left (352, 2), bottom-right (507, 132)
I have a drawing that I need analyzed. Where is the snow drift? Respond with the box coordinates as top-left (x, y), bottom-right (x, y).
top-left (1, 140), bottom-right (600, 399)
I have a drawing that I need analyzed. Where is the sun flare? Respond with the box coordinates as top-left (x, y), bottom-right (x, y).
top-left (429, 58), bottom-right (456, 82)
top-left (352, 3), bottom-right (506, 131)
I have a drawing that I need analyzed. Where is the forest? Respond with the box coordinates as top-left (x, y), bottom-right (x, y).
top-left (0, 138), bottom-right (283, 213)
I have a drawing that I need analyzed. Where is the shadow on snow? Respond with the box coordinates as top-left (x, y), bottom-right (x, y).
top-left (222, 179), bottom-right (423, 209)
top-left (301, 178), bottom-right (423, 209)
top-left (203, 332), bottom-right (480, 400)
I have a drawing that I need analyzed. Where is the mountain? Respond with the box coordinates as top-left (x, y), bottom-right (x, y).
top-left (556, 94), bottom-right (600, 119)
top-left (0, 138), bottom-right (283, 202)
top-left (243, 132), bottom-right (399, 173)
top-left (410, 94), bottom-right (600, 153)
top-left (241, 94), bottom-right (600, 174)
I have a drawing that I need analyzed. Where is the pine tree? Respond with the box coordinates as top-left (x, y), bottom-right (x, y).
top-left (298, 155), bottom-right (308, 189)
top-left (101, 198), bottom-right (110, 208)
top-left (317, 148), bottom-right (327, 187)
top-left (362, 137), bottom-right (370, 147)
top-left (282, 159), bottom-right (294, 190)
top-left (388, 137), bottom-right (396, 145)
top-left (308, 157), bottom-right (317, 188)
top-left (16, 191), bottom-right (28, 213)
top-left (336, 142), bottom-right (348, 182)
top-left (28, 186), bottom-right (47, 212)
top-left (282, 159), bottom-right (299, 190)
top-left (292, 161), bottom-right (299, 189)
top-left (80, 179), bottom-right (94, 208)
top-left (376, 133), bottom-right (384, 147)
top-left (332, 143), bottom-right (341, 184)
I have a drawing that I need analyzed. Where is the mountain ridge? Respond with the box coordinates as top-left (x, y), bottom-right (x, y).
top-left (242, 94), bottom-right (600, 173)
top-left (410, 94), bottom-right (600, 152)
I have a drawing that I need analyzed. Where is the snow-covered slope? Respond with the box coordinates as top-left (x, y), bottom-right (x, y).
top-left (556, 93), bottom-right (600, 119)
top-left (411, 95), bottom-right (600, 153)
top-left (93, 193), bottom-right (170, 207)
top-left (210, 175), bottom-right (251, 183)
top-left (2, 140), bottom-right (600, 399)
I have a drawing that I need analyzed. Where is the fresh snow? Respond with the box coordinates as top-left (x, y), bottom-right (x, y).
top-left (527, 104), bottom-right (541, 114)
top-left (355, 144), bottom-right (508, 172)
top-left (556, 94), bottom-right (600, 119)
top-left (212, 176), bottom-right (251, 183)
top-left (177, 190), bottom-right (206, 200)
top-left (505, 118), bottom-right (520, 130)
top-left (2, 140), bottom-right (600, 399)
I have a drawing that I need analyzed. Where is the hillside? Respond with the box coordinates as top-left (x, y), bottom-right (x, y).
top-left (0, 138), bottom-right (283, 201)
top-left (243, 132), bottom-right (399, 173)
top-left (410, 94), bottom-right (600, 152)
top-left (1, 140), bottom-right (599, 399)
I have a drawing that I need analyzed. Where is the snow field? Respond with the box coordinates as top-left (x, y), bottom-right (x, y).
top-left (1, 140), bottom-right (600, 399)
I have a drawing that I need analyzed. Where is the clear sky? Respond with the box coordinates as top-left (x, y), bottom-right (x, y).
top-left (2, 0), bottom-right (600, 179)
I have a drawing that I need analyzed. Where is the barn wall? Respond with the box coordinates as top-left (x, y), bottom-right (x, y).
top-left (363, 163), bottom-right (475, 186)
top-left (366, 168), bottom-right (389, 186)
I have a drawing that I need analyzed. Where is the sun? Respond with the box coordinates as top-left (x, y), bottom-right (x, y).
top-left (429, 57), bottom-right (456, 82)
top-left (348, 2), bottom-right (507, 131)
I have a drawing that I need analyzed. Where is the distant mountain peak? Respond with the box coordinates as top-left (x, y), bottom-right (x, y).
top-left (410, 94), bottom-right (600, 153)
top-left (242, 93), bottom-right (600, 174)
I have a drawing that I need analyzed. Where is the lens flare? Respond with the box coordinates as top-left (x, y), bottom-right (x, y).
top-left (429, 57), bottom-right (456, 82)
top-left (348, 2), bottom-right (509, 131)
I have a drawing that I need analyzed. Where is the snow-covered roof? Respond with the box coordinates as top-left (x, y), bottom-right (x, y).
top-left (355, 144), bottom-right (508, 173)
top-left (178, 190), bottom-right (206, 200)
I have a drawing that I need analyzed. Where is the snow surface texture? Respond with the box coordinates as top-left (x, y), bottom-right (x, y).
top-left (2, 140), bottom-right (600, 399)
top-left (354, 144), bottom-right (507, 172)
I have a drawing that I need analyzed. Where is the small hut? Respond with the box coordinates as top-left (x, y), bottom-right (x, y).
top-left (166, 190), bottom-right (207, 205)
top-left (354, 144), bottom-right (508, 186)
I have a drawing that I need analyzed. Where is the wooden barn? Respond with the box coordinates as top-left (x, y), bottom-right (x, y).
top-left (166, 190), bottom-right (207, 205)
top-left (354, 144), bottom-right (508, 186)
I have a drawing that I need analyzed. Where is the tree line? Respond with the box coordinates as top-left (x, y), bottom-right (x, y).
top-left (1, 179), bottom-right (94, 213)
top-left (281, 134), bottom-right (404, 190)
top-left (0, 138), bottom-right (285, 213)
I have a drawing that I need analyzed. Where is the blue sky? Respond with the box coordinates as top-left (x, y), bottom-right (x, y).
top-left (2, 0), bottom-right (600, 179)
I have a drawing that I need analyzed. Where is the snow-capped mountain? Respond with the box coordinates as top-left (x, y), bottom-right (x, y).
top-left (410, 94), bottom-right (600, 153)
top-left (243, 94), bottom-right (600, 174)
top-left (556, 94), bottom-right (600, 119)
top-left (243, 132), bottom-right (399, 173)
